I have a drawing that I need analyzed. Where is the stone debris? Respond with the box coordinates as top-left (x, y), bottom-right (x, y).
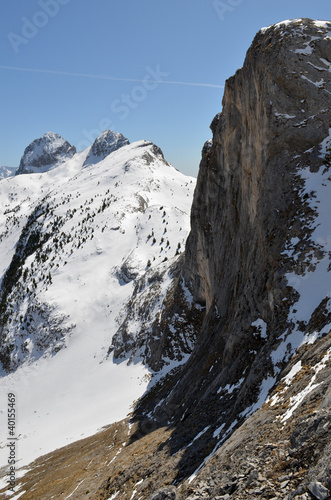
top-left (308, 481), bottom-right (330, 500)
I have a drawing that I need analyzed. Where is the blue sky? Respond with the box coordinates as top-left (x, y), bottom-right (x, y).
top-left (0, 0), bottom-right (330, 176)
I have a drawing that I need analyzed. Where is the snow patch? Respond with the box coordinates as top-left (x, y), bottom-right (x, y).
top-left (280, 348), bottom-right (331, 423)
top-left (252, 319), bottom-right (267, 339)
top-left (284, 361), bottom-right (302, 385)
top-left (301, 75), bottom-right (326, 88)
top-left (218, 377), bottom-right (245, 395)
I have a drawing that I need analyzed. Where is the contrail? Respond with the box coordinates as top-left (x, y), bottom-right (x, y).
top-left (0, 65), bottom-right (224, 89)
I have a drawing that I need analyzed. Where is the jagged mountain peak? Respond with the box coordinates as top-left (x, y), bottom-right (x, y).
top-left (83, 129), bottom-right (130, 167)
top-left (0, 166), bottom-right (17, 179)
top-left (16, 131), bottom-right (76, 175)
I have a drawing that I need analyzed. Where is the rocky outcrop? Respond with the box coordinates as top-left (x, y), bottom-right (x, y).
top-left (180, 331), bottom-right (331, 500)
top-left (110, 260), bottom-right (204, 371)
top-left (16, 131), bottom-right (76, 174)
top-left (83, 129), bottom-right (129, 167)
top-left (184, 18), bottom-right (331, 314)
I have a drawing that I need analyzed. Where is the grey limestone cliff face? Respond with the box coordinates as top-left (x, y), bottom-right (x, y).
top-left (173, 18), bottom-right (331, 393)
top-left (185, 18), bottom-right (331, 315)
top-left (129, 18), bottom-right (331, 484)
top-left (16, 131), bottom-right (76, 175)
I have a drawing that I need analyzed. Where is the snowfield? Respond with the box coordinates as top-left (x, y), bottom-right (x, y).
top-left (0, 136), bottom-right (195, 475)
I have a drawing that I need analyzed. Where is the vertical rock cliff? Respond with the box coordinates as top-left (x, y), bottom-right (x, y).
top-left (174, 16), bottom-right (331, 412)
top-left (126, 17), bottom-right (331, 493)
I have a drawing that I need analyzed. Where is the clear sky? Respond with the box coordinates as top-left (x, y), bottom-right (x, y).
top-left (0, 0), bottom-right (330, 176)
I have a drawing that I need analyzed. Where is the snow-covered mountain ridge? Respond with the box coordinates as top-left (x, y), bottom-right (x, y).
top-left (0, 131), bottom-right (196, 470)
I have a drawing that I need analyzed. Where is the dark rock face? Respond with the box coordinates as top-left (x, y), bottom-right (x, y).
top-left (180, 331), bottom-right (331, 500)
top-left (16, 131), bottom-right (76, 175)
top-left (110, 265), bottom-right (204, 371)
top-left (83, 129), bottom-right (129, 167)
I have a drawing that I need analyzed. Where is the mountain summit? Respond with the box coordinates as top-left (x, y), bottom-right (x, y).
top-left (16, 131), bottom-right (76, 175)
top-left (83, 129), bottom-right (130, 167)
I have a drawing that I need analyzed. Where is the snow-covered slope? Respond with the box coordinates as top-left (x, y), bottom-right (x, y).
top-left (0, 133), bottom-right (195, 470)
